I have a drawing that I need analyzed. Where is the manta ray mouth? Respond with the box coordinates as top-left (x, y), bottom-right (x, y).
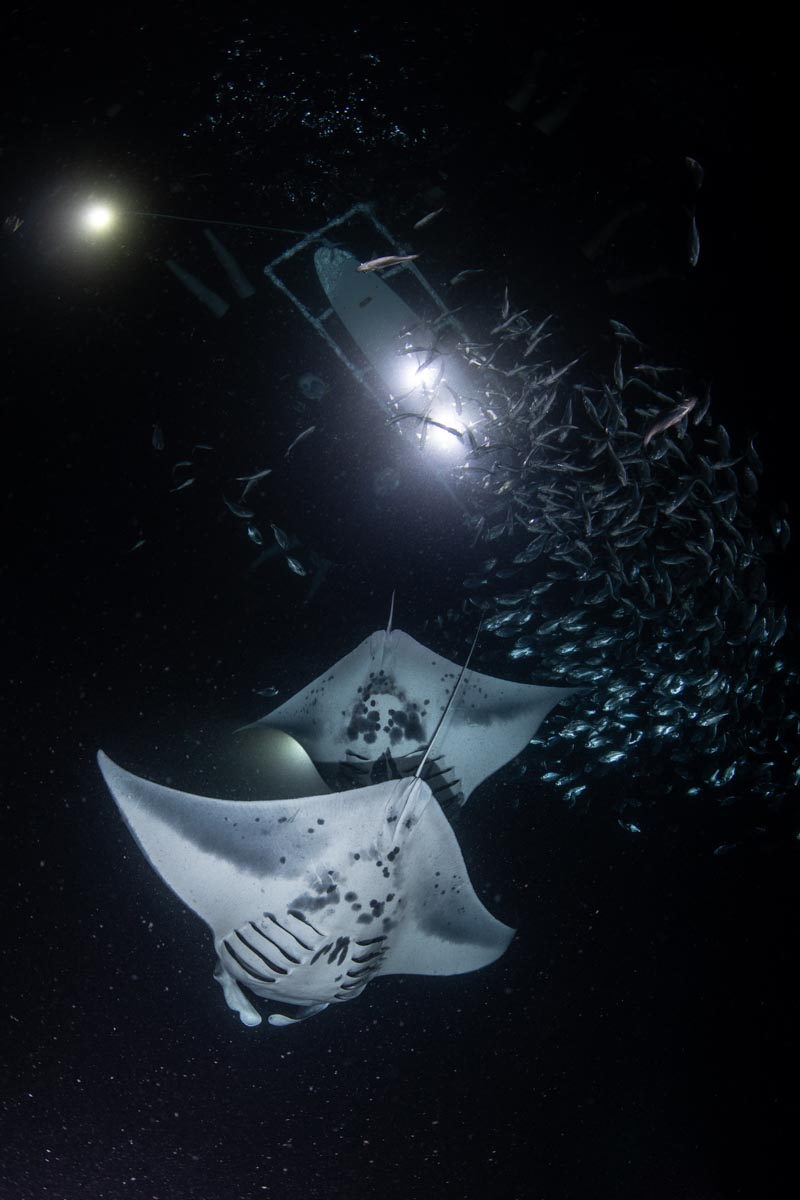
top-left (323, 747), bottom-right (465, 818)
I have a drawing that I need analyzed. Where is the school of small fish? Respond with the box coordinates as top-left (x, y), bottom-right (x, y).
top-left (422, 299), bottom-right (795, 847)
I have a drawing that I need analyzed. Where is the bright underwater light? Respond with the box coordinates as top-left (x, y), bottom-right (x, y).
top-left (81, 202), bottom-right (116, 234)
top-left (424, 415), bottom-right (468, 457)
top-left (70, 199), bottom-right (308, 246)
top-left (389, 349), bottom-right (474, 461)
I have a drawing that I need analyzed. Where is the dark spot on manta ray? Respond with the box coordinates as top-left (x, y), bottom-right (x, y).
top-left (290, 889), bottom-right (341, 912)
top-left (356, 913), bottom-right (374, 924)
top-left (345, 891), bottom-right (357, 901)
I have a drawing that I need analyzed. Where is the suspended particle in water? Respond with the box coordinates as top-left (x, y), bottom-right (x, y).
top-left (297, 373), bottom-right (329, 401)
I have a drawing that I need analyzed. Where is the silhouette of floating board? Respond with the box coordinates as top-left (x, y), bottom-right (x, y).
top-left (263, 203), bottom-right (470, 410)
top-left (314, 245), bottom-right (421, 399)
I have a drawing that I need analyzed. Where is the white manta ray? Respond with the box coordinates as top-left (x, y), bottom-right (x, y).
top-left (97, 751), bottom-right (514, 1028)
top-left (245, 622), bottom-right (577, 810)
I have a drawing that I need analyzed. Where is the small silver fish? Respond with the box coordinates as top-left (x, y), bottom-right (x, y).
top-left (610, 319), bottom-right (642, 346)
top-left (237, 466), bottom-right (273, 499)
top-left (285, 426), bottom-right (316, 459)
top-left (236, 467), bottom-right (272, 484)
top-left (152, 424), bottom-right (165, 451)
top-left (633, 364), bottom-right (674, 379)
top-left (246, 525), bottom-right (263, 546)
top-left (449, 269), bottom-right (484, 286)
top-left (692, 388), bottom-right (712, 425)
top-left (686, 207), bottom-right (700, 267)
top-left (643, 397), bottom-right (697, 447)
top-left (170, 477), bottom-right (195, 493)
top-left (522, 314), bottom-right (553, 357)
top-left (356, 254), bottom-right (419, 273)
top-left (271, 523), bottom-right (290, 550)
top-left (490, 309), bottom-right (528, 335)
top-left (539, 357), bottom-right (580, 387)
top-left (412, 207), bottom-right (444, 230)
top-left (388, 413), bottom-right (466, 442)
top-left (255, 686), bottom-right (279, 697)
top-left (223, 497), bottom-right (254, 519)
top-left (663, 477), bottom-right (700, 515)
top-left (685, 156), bottom-right (704, 190)
top-left (286, 556), bottom-right (307, 576)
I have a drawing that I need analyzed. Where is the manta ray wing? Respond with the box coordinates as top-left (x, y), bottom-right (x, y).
top-left (98, 751), bottom-right (514, 1028)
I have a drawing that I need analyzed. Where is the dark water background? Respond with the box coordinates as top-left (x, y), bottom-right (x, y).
top-left (1, 9), bottom-right (796, 1199)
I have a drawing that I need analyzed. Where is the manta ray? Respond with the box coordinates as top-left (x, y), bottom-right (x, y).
top-left (245, 617), bottom-right (576, 812)
top-left (98, 750), bottom-right (514, 1028)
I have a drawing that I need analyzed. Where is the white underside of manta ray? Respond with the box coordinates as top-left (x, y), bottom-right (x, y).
top-left (244, 625), bottom-right (577, 810)
top-left (97, 751), bottom-right (515, 1028)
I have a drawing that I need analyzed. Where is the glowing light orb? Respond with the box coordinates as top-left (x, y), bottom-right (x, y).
top-left (423, 415), bottom-right (467, 457)
top-left (82, 203), bottom-right (115, 234)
